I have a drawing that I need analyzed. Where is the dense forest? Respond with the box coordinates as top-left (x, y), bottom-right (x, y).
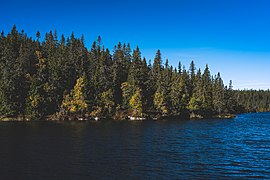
top-left (235, 90), bottom-right (270, 113)
top-left (0, 26), bottom-right (269, 120)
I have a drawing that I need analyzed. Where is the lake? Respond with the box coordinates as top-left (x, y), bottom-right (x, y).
top-left (0, 113), bottom-right (269, 179)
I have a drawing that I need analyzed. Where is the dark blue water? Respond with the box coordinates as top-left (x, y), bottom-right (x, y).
top-left (0, 113), bottom-right (270, 179)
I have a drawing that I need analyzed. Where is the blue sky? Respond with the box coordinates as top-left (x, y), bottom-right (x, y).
top-left (1, 0), bottom-right (270, 89)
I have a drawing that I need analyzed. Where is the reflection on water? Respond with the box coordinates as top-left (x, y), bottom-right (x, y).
top-left (0, 113), bottom-right (270, 179)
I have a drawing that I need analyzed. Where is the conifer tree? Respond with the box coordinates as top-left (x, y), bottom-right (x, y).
top-left (0, 25), bottom-right (23, 117)
top-left (201, 65), bottom-right (213, 116)
top-left (189, 60), bottom-right (196, 95)
top-left (26, 51), bottom-right (50, 118)
top-left (152, 50), bottom-right (162, 89)
top-left (188, 69), bottom-right (204, 117)
top-left (170, 70), bottom-right (182, 115)
top-left (154, 87), bottom-right (168, 116)
top-left (160, 59), bottom-right (172, 114)
top-left (121, 82), bottom-right (133, 109)
top-left (0, 26), bottom-right (267, 120)
top-left (112, 43), bottom-right (130, 107)
top-left (213, 73), bottom-right (225, 115)
top-left (224, 80), bottom-right (237, 113)
top-left (101, 89), bottom-right (115, 116)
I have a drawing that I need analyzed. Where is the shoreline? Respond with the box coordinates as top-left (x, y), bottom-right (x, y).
top-left (0, 113), bottom-right (238, 122)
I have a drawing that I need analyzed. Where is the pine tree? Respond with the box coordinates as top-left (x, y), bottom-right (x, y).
top-left (224, 80), bottom-right (237, 113)
top-left (43, 30), bottom-right (60, 114)
top-left (101, 89), bottom-right (115, 116)
top-left (170, 70), bottom-right (182, 115)
top-left (16, 37), bottom-right (37, 117)
top-left (26, 51), bottom-right (50, 118)
top-left (126, 46), bottom-right (148, 111)
top-left (188, 69), bottom-right (204, 117)
top-left (201, 65), bottom-right (213, 116)
top-left (189, 60), bottom-right (196, 95)
top-left (160, 59), bottom-right (172, 114)
top-left (121, 82), bottom-right (133, 109)
top-left (154, 87), bottom-right (168, 116)
top-left (93, 46), bottom-right (113, 107)
top-left (178, 61), bottom-right (182, 74)
top-left (152, 49), bottom-right (162, 90)
top-left (213, 72), bottom-right (225, 115)
top-left (112, 43), bottom-right (130, 107)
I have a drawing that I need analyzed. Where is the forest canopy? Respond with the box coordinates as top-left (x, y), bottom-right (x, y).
top-left (0, 26), bottom-right (269, 120)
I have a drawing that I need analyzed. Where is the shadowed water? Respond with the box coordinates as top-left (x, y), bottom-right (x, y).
top-left (0, 113), bottom-right (269, 179)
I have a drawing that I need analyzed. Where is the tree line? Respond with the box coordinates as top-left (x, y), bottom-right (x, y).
top-left (235, 90), bottom-right (270, 113)
top-left (0, 26), bottom-right (269, 120)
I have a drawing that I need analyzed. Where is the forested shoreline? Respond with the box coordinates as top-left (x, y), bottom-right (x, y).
top-left (0, 26), bottom-right (269, 121)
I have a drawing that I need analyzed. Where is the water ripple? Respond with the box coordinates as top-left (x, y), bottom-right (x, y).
top-left (0, 113), bottom-right (269, 179)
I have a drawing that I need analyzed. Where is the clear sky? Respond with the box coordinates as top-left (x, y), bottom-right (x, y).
top-left (1, 0), bottom-right (270, 89)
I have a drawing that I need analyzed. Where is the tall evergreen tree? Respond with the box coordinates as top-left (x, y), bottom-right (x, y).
top-left (152, 49), bottom-right (162, 89)
top-left (126, 46), bottom-right (148, 113)
top-left (27, 50), bottom-right (50, 118)
top-left (188, 69), bottom-right (204, 117)
top-left (154, 87), bottom-right (168, 116)
top-left (189, 60), bottom-right (196, 95)
top-left (112, 42), bottom-right (130, 107)
top-left (213, 73), bottom-right (225, 115)
top-left (224, 80), bottom-right (237, 113)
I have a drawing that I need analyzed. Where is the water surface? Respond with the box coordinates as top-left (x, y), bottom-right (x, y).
top-left (0, 113), bottom-right (269, 179)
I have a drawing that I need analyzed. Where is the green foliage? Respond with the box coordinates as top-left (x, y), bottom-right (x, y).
top-left (188, 96), bottom-right (204, 113)
top-left (213, 73), bottom-right (225, 115)
top-left (201, 65), bottom-right (213, 116)
top-left (234, 88), bottom-right (270, 113)
top-left (154, 88), bottom-right (168, 116)
top-left (0, 26), bottom-right (29, 117)
top-left (101, 89), bottom-right (115, 116)
top-left (188, 69), bottom-right (204, 116)
top-left (26, 51), bottom-right (50, 118)
top-left (1, 26), bottom-right (267, 120)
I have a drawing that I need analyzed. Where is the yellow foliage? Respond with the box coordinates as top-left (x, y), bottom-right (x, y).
top-left (129, 88), bottom-right (143, 117)
top-left (121, 82), bottom-right (130, 98)
top-left (90, 106), bottom-right (102, 117)
top-left (154, 90), bottom-right (168, 115)
top-left (70, 105), bottom-right (76, 113)
top-left (61, 77), bottom-right (87, 114)
top-left (43, 82), bottom-right (50, 93)
top-left (101, 89), bottom-right (114, 114)
top-left (30, 95), bottom-right (40, 108)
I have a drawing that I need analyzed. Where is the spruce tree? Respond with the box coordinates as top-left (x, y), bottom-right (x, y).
top-left (213, 73), bottom-right (225, 115)
top-left (112, 42), bottom-right (130, 107)
top-left (188, 69), bottom-right (204, 117)
top-left (154, 87), bottom-right (168, 116)
top-left (26, 51), bottom-right (50, 118)
top-left (152, 49), bottom-right (162, 89)
top-left (189, 60), bottom-right (196, 95)
top-left (201, 65), bottom-right (213, 116)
